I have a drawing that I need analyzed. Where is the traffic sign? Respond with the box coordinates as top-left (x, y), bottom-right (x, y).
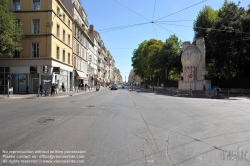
top-left (189, 73), bottom-right (193, 78)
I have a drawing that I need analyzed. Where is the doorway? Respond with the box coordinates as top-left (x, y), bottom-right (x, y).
top-left (32, 78), bottom-right (39, 93)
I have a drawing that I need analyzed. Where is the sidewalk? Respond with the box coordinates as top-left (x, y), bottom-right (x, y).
top-left (136, 87), bottom-right (250, 100)
top-left (0, 89), bottom-right (96, 99)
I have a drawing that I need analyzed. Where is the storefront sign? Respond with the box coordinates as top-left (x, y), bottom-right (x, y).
top-left (30, 66), bottom-right (37, 74)
top-left (53, 67), bottom-right (60, 74)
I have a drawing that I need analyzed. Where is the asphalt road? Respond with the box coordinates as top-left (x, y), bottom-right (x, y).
top-left (0, 86), bottom-right (250, 166)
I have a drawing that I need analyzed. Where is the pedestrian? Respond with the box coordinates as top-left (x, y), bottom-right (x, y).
top-left (39, 83), bottom-right (43, 94)
top-left (61, 83), bottom-right (65, 92)
top-left (203, 85), bottom-right (206, 95)
top-left (216, 85), bottom-right (221, 98)
top-left (26, 85), bottom-right (29, 94)
top-left (207, 85), bottom-right (212, 94)
top-left (51, 83), bottom-right (55, 97)
top-left (85, 83), bottom-right (87, 91)
top-left (88, 84), bottom-right (90, 91)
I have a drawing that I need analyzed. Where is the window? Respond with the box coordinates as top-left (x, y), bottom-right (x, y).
top-left (56, 46), bottom-right (60, 59)
top-left (63, 14), bottom-right (65, 22)
top-left (68, 53), bottom-right (70, 64)
top-left (63, 50), bottom-right (65, 62)
top-left (32, 19), bottom-right (40, 34)
top-left (12, 51), bottom-right (20, 58)
top-left (57, 7), bottom-right (60, 15)
top-left (13, 0), bottom-right (20, 10)
top-left (57, 25), bottom-right (60, 38)
top-left (68, 20), bottom-right (70, 27)
top-left (63, 30), bottom-right (65, 42)
top-left (76, 44), bottom-right (79, 54)
top-left (74, 57), bottom-right (76, 68)
top-left (33, 0), bottom-right (40, 10)
top-left (68, 35), bottom-right (70, 46)
top-left (32, 43), bottom-right (39, 57)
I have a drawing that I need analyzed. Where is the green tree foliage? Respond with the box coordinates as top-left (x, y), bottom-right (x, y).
top-left (207, 1), bottom-right (250, 79)
top-left (0, 0), bottom-right (23, 56)
top-left (194, 6), bottom-right (219, 39)
top-left (158, 35), bottom-right (182, 80)
top-left (131, 35), bottom-right (182, 81)
top-left (193, 6), bottom-right (219, 79)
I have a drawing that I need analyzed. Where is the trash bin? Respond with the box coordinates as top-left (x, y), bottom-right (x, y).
top-left (45, 90), bottom-right (50, 96)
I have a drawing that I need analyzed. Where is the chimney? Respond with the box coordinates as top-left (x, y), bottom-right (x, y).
top-left (89, 24), bottom-right (94, 35)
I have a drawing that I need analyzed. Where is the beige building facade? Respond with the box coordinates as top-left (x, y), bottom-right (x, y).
top-left (0, 0), bottom-right (74, 93)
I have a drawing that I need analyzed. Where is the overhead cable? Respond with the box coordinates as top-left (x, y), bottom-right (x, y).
top-left (113, 0), bottom-right (151, 22)
top-left (98, 22), bottom-right (152, 33)
top-left (152, 0), bottom-right (157, 21)
top-left (155, 23), bottom-right (189, 40)
top-left (154, 0), bottom-right (207, 22)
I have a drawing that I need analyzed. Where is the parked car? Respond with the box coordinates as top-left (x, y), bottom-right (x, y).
top-left (110, 84), bottom-right (118, 90)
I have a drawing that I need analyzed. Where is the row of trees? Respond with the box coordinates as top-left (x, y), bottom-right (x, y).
top-left (132, 1), bottom-right (250, 81)
top-left (0, 0), bottom-right (23, 56)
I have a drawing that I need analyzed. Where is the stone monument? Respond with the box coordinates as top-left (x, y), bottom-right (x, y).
top-left (178, 38), bottom-right (211, 92)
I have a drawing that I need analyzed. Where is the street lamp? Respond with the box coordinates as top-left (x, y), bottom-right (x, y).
top-left (7, 75), bottom-right (12, 97)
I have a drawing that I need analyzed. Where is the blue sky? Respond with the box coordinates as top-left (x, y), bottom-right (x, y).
top-left (81, 0), bottom-right (249, 82)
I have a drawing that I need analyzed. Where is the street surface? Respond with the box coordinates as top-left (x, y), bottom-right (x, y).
top-left (0, 86), bottom-right (250, 166)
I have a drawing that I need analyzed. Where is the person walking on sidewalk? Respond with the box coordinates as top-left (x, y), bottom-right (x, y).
top-left (39, 83), bottom-right (43, 95)
top-left (51, 83), bottom-right (55, 97)
top-left (203, 85), bottom-right (206, 95)
top-left (85, 83), bottom-right (87, 91)
top-left (61, 83), bottom-right (65, 92)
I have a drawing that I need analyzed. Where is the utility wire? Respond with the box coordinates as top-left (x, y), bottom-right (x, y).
top-left (155, 23), bottom-right (189, 40)
top-left (156, 22), bottom-right (250, 35)
top-left (156, 20), bottom-right (195, 23)
top-left (152, 0), bottom-right (157, 21)
top-left (113, 0), bottom-right (151, 22)
top-left (98, 22), bottom-right (152, 33)
top-left (152, 24), bottom-right (158, 39)
top-left (154, 0), bottom-right (207, 22)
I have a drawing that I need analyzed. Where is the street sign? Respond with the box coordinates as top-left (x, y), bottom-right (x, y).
top-left (189, 73), bottom-right (193, 78)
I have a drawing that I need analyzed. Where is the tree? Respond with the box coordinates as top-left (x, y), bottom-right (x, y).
top-left (158, 35), bottom-right (182, 80)
top-left (207, 1), bottom-right (249, 79)
top-left (132, 39), bottom-right (164, 80)
top-left (193, 6), bottom-right (219, 79)
top-left (0, 0), bottom-right (23, 56)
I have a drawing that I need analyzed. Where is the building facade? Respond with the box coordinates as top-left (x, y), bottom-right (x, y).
top-left (0, 0), bottom-right (74, 93)
top-left (61, 0), bottom-right (93, 89)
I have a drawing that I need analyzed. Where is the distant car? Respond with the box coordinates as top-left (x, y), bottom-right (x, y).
top-left (110, 84), bottom-right (118, 90)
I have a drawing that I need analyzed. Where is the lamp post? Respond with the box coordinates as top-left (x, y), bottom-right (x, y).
top-left (7, 75), bottom-right (12, 97)
top-left (153, 74), bottom-right (154, 91)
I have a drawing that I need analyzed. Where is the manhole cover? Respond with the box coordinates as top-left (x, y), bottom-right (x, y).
top-left (70, 101), bottom-right (76, 103)
top-left (86, 105), bottom-right (95, 107)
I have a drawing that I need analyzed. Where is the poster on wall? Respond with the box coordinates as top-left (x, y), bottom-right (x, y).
top-left (19, 74), bottom-right (26, 86)
top-left (41, 75), bottom-right (52, 90)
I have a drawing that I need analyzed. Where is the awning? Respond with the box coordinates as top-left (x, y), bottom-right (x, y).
top-left (75, 70), bottom-right (87, 79)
